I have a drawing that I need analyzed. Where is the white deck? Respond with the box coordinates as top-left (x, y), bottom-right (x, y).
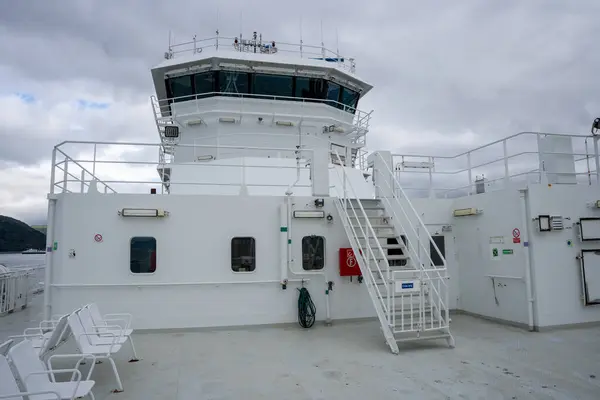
top-left (3, 294), bottom-right (599, 399)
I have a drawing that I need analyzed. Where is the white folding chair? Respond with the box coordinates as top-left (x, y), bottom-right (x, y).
top-left (66, 311), bottom-right (124, 392)
top-left (0, 355), bottom-right (62, 400)
top-left (0, 339), bottom-right (13, 357)
top-left (7, 340), bottom-right (95, 400)
top-left (80, 306), bottom-right (139, 362)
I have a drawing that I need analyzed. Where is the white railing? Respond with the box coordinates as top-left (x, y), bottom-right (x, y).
top-left (150, 93), bottom-right (372, 139)
top-left (165, 34), bottom-right (357, 74)
top-left (0, 265), bottom-right (44, 316)
top-left (373, 152), bottom-right (451, 333)
top-left (50, 141), bottom-right (319, 195)
top-left (393, 132), bottom-right (598, 198)
top-left (330, 151), bottom-right (399, 354)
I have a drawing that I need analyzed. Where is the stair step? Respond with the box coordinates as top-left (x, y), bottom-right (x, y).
top-left (355, 232), bottom-right (397, 238)
top-left (357, 242), bottom-right (406, 249)
top-left (351, 224), bottom-right (394, 230)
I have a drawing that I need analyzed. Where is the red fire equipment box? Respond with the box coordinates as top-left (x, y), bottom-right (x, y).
top-left (339, 248), bottom-right (362, 277)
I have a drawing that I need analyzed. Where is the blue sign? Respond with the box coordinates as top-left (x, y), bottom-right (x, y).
top-left (401, 283), bottom-right (414, 289)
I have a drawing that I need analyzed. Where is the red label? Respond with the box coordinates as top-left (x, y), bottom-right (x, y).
top-left (513, 237), bottom-right (521, 243)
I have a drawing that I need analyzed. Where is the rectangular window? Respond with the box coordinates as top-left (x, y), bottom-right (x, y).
top-left (231, 237), bottom-right (256, 272)
top-left (430, 235), bottom-right (446, 267)
top-left (219, 71), bottom-right (249, 94)
top-left (295, 77), bottom-right (326, 100)
top-left (340, 87), bottom-right (359, 113)
top-left (253, 74), bottom-right (293, 98)
top-left (325, 82), bottom-right (341, 106)
top-left (130, 237), bottom-right (156, 274)
top-left (168, 75), bottom-right (193, 101)
top-left (194, 72), bottom-right (216, 97)
top-left (302, 236), bottom-right (325, 270)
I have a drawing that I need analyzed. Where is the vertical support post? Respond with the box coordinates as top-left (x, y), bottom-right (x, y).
top-left (62, 159), bottom-right (69, 193)
top-left (466, 152), bottom-right (472, 196)
top-left (537, 133), bottom-right (544, 184)
top-left (92, 144), bottom-right (97, 176)
top-left (49, 148), bottom-right (57, 195)
top-left (43, 198), bottom-right (56, 321)
top-left (80, 170), bottom-right (85, 193)
top-left (428, 156), bottom-right (434, 199)
top-left (594, 136), bottom-right (600, 185)
top-left (503, 139), bottom-right (509, 188)
top-left (368, 151), bottom-right (393, 199)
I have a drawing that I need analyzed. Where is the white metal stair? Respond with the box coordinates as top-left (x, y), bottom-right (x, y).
top-left (331, 154), bottom-right (454, 353)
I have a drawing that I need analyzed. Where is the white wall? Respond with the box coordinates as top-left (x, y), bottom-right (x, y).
top-left (48, 193), bottom-right (375, 329)
top-left (527, 184), bottom-right (600, 327)
top-left (452, 190), bottom-right (530, 326)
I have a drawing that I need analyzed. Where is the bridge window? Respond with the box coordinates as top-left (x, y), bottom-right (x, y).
top-left (295, 77), bottom-right (326, 100)
top-left (340, 87), bottom-right (359, 112)
top-left (194, 72), bottom-right (216, 97)
top-left (325, 82), bottom-right (341, 107)
top-left (231, 237), bottom-right (256, 272)
top-left (219, 71), bottom-right (249, 94)
top-left (253, 74), bottom-right (293, 98)
top-left (168, 76), bottom-right (193, 102)
top-left (130, 237), bottom-right (157, 274)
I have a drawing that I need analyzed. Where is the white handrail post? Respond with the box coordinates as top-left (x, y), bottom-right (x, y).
top-left (467, 152), bottom-right (472, 196)
top-left (49, 147), bottom-right (57, 194)
top-left (92, 144), bottom-right (97, 176)
top-left (503, 139), bottom-right (509, 188)
top-left (63, 158), bottom-right (69, 193)
top-left (594, 135), bottom-right (600, 185)
top-left (428, 156), bottom-right (434, 199)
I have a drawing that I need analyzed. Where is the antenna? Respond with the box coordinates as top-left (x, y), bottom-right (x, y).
top-left (299, 16), bottom-right (303, 58)
top-left (320, 19), bottom-right (325, 58)
top-left (336, 28), bottom-right (339, 58)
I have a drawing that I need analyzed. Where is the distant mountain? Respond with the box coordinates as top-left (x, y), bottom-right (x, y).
top-left (0, 215), bottom-right (47, 252)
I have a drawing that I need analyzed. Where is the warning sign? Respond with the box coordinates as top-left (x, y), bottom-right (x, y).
top-left (512, 228), bottom-right (520, 238)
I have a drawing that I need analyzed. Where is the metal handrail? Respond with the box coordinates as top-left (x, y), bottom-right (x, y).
top-left (330, 151), bottom-right (392, 314)
top-left (392, 131), bottom-right (598, 197)
top-left (165, 35), bottom-right (357, 73)
top-left (151, 92), bottom-right (372, 129)
top-left (375, 153), bottom-right (450, 322)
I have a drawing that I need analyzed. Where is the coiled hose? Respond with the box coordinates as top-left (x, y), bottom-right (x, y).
top-left (297, 287), bottom-right (316, 328)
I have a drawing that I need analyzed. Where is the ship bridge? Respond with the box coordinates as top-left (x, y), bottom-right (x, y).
top-left (149, 33), bottom-right (374, 194)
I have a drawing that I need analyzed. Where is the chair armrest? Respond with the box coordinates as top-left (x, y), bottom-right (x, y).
top-left (77, 332), bottom-right (118, 355)
top-left (47, 353), bottom-right (97, 381)
top-left (102, 318), bottom-right (128, 330)
top-left (8, 333), bottom-right (45, 340)
top-left (103, 313), bottom-right (132, 328)
top-left (0, 390), bottom-right (61, 399)
top-left (25, 368), bottom-right (82, 385)
top-left (23, 327), bottom-right (44, 336)
top-left (94, 324), bottom-right (124, 338)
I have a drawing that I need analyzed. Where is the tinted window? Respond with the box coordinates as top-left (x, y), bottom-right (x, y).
top-left (302, 236), bottom-right (325, 270)
top-left (130, 237), bottom-right (156, 274)
top-left (169, 76), bottom-right (193, 101)
top-left (194, 72), bottom-right (216, 96)
top-left (325, 82), bottom-right (341, 106)
top-left (253, 74), bottom-right (293, 98)
top-left (220, 71), bottom-right (249, 94)
top-left (231, 237), bottom-right (256, 272)
top-left (295, 77), bottom-right (326, 100)
top-left (340, 87), bottom-right (359, 112)
top-left (430, 235), bottom-right (446, 267)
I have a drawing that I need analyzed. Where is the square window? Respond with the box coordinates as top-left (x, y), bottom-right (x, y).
top-left (231, 237), bottom-right (256, 272)
top-left (130, 237), bottom-right (156, 274)
top-left (302, 236), bottom-right (325, 270)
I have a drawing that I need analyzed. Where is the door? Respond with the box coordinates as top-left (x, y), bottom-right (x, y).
top-left (426, 225), bottom-right (459, 309)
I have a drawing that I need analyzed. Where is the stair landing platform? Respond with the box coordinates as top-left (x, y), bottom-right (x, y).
top-left (2, 295), bottom-right (599, 399)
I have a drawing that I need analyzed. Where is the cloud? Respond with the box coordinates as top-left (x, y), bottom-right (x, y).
top-left (0, 0), bottom-right (599, 223)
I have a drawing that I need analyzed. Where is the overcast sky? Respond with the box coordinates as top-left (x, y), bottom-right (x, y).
top-left (0, 0), bottom-right (598, 224)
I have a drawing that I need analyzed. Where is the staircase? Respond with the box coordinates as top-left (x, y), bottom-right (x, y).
top-left (331, 153), bottom-right (454, 354)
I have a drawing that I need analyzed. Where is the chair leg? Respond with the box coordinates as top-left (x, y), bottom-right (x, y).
top-left (89, 391), bottom-right (96, 400)
top-left (108, 357), bottom-right (124, 393)
top-left (128, 337), bottom-right (139, 362)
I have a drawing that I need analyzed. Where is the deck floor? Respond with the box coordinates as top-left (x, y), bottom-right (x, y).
top-left (2, 295), bottom-right (599, 399)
